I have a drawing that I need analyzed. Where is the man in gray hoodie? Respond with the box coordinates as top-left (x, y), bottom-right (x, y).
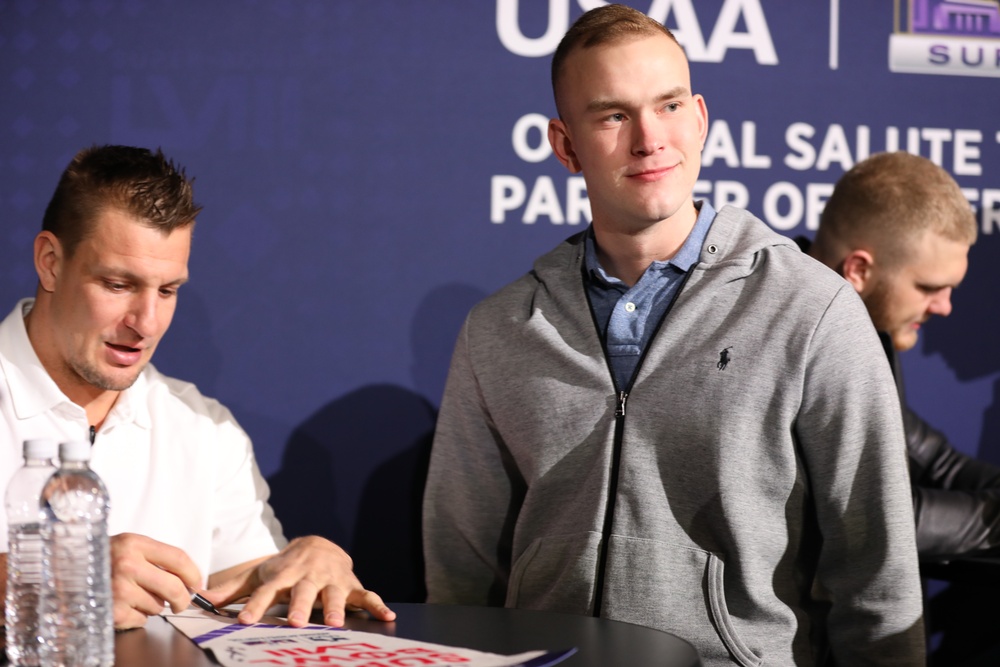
top-left (423, 5), bottom-right (925, 666)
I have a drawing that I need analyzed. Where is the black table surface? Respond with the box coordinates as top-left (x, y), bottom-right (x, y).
top-left (114, 602), bottom-right (702, 666)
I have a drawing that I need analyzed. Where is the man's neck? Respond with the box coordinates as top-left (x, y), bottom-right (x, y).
top-left (82, 392), bottom-right (118, 432)
top-left (592, 204), bottom-right (699, 287)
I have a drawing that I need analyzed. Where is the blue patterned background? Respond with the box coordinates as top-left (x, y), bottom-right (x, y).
top-left (2, 0), bottom-right (999, 601)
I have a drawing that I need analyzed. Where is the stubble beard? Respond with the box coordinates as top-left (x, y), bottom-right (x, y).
top-left (70, 357), bottom-right (143, 393)
top-left (864, 280), bottom-right (918, 352)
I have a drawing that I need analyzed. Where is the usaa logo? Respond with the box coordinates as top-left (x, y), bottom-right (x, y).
top-left (496, 0), bottom-right (777, 64)
top-left (890, 0), bottom-right (1000, 77)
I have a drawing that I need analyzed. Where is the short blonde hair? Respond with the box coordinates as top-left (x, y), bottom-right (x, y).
top-left (551, 4), bottom-right (678, 117)
top-left (814, 151), bottom-right (976, 268)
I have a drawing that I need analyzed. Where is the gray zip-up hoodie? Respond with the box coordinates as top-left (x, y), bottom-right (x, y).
top-left (424, 206), bottom-right (924, 666)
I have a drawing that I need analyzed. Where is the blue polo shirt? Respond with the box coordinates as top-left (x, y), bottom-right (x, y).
top-left (584, 201), bottom-right (716, 391)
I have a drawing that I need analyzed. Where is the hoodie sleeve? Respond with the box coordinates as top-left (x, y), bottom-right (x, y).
top-left (796, 283), bottom-right (926, 665)
top-left (422, 315), bottom-right (522, 606)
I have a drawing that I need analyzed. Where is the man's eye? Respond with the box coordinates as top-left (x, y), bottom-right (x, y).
top-left (664, 102), bottom-right (681, 112)
top-left (104, 282), bottom-right (127, 292)
top-left (608, 113), bottom-right (625, 122)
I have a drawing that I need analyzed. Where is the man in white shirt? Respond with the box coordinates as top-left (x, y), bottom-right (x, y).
top-left (0, 144), bottom-right (395, 630)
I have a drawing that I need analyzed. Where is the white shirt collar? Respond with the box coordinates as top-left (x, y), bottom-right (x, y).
top-left (0, 298), bottom-right (151, 431)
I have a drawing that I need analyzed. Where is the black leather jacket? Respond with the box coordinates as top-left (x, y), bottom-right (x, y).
top-left (881, 332), bottom-right (1000, 561)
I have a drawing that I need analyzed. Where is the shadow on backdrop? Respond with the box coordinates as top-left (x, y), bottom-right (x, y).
top-left (981, 379), bottom-right (1000, 467)
top-left (268, 385), bottom-right (437, 602)
top-left (924, 240), bottom-right (1000, 384)
top-left (924, 239), bottom-right (1000, 463)
top-left (267, 283), bottom-right (486, 603)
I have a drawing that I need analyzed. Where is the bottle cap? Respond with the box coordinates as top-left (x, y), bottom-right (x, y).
top-left (23, 438), bottom-right (58, 460)
top-left (59, 440), bottom-right (92, 463)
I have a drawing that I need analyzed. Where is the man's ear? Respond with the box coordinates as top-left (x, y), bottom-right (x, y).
top-left (548, 118), bottom-right (581, 173)
top-left (694, 93), bottom-right (709, 150)
top-left (840, 248), bottom-right (875, 295)
top-left (34, 231), bottom-right (63, 293)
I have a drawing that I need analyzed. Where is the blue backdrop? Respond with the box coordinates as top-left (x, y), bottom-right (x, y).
top-left (2, 0), bottom-right (999, 603)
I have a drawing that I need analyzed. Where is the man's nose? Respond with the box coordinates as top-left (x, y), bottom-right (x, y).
top-left (631, 113), bottom-right (664, 157)
top-left (124, 291), bottom-right (160, 336)
top-left (929, 288), bottom-right (953, 317)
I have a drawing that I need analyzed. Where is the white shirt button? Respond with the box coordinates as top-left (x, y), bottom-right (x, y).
top-left (624, 302), bottom-right (636, 313)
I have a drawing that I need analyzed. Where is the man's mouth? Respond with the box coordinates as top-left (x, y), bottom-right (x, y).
top-left (105, 342), bottom-right (144, 366)
top-left (628, 165), bottom-right (675, 182)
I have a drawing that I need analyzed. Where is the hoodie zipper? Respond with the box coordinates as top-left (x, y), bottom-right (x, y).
top-left (590, 267), bottom-right (696, 618)
top-left (592, 390), bottom-right (627, 617)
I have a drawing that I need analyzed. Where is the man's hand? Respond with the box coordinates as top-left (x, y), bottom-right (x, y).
top-left (110, 533), bottom-right (203, 630)
top-left (203, 536), bottom-right (395, 628)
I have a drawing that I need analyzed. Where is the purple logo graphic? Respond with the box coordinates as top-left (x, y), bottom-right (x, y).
top-left (891, 0), bottom-right (1000, 77)
top-left (898, 0), bottom-right (1000, 37)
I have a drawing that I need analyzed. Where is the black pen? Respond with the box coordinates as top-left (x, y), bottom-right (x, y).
top-left (189, 589), bottom-right (238, 618)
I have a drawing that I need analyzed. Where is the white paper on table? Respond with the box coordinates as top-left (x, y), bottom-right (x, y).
top-left (164, 609), bottom-right (576, 667)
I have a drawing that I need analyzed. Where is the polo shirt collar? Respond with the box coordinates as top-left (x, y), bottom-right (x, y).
top-left (584, 200), bottom-right (716, 286)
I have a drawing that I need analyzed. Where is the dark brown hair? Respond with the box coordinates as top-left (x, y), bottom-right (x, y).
top-left (42, 145), bottom-right (201, 257)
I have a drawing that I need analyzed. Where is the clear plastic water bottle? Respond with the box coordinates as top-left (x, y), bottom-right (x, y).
top-left (4, 438), bottom-right (58, 666)
top-left (38, 440), bottom-right (113, 667)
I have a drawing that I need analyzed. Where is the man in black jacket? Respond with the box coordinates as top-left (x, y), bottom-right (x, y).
top-left (805, 150), bottom-right (1000, 561)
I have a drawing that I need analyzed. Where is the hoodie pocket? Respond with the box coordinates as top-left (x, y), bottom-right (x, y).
top-left (603, 536), bottom-right (762, 667)
top-left (705, 553), bottom-right (762, 667)
top-left (506, 531), bottom-right (603, 615)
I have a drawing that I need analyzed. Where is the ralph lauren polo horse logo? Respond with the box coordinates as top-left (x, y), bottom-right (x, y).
top-left (717, 346), bottom-right (733, 370)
